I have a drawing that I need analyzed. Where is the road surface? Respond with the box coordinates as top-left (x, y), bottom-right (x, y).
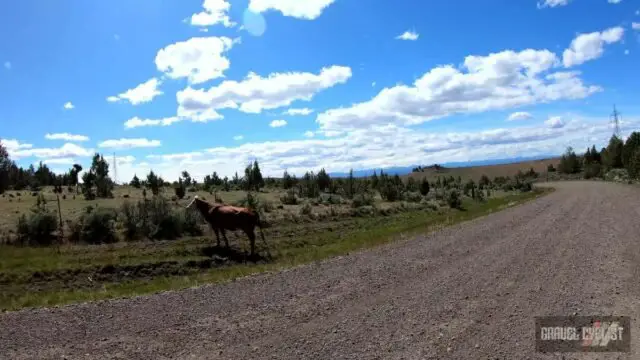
top-left (2, 181), bottom-right (640, 359)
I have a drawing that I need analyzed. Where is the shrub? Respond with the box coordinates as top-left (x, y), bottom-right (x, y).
top-left (234, 192), bottom-right (260, 210)
top-left (403, 191), bottom-right (423, 203)
top-left (280, 189), bottom-right (298, 205)
top-left (299, 202), bottom-right (312, 216)
top-left (144, 197), bottom-right (183, 240)
top-left (351, 192), bottom-right (375, 208)
top-left (72, 207), bottom-right (119, 245)
top-left (420, 198), bottom-right (440, 211)
top-left (15, 209), bottom-right (59, 246)
top-left (260, 199), bottom-right (274, 213)
top-left (188, 187), bottom-right (197, 193)
top-left (447, 190), bottom-right (462, 209)
top-left (119, 201), bottom-right (142, 241)
top-left (351, 205), bottom-right (375, 217)
top-left (174, 182), bottom-right (186, 200)
top-left (179, 208), bottom-right (204, 236)
top-left (318, 193), bottom-right (343, 205)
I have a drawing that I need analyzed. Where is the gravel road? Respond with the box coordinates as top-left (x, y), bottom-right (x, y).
top-left (2, 181), bottom-right (640, 359)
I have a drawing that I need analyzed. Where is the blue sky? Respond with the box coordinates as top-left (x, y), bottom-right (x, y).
top-left (1, 0), bottom-right (640, 182)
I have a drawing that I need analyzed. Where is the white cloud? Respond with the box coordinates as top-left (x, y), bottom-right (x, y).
top-left (283, 108), bottom-right (314, 116)
top-left (1, 139), bottom-right (33, 152)
top-left (10, 143), bottom-right (93, 160)
top-left (625, 49), bottom-right (630, 55)
top-left (124, 116), bottom-right (181, 129)
top-left (507, 112), bottom-right (533, 121)
top-left (177, 66), bottom-right (351, 120)
top-left (42, 158), bottom-right (76, 165)
top-left (544, 116), bottom-right (566, 128)
top-left (155, 37), bottom-right (234, 84)
top-left (269, 119), bottom-right (287, 127)
top-left (608, 0), bottom-right (622, 3)
top-left (316, 49), bottom-right (600, 135)
top-left (248, 0), bottom-right (336, 20)
top-left (45, 133), bottom-right (90, 142)
top-left (3, 61), bottom-right (10, 70)
top-left (396, 31), bottom-right (419, 41)
top-left (63, 102), bottom-right (74, 110)
top-left (303, 131), bottom-right (315, 138)
top-left (113, 115), bottom-right (640, 183)
top-left (562, 26), bottom-right (625, 67)
top-left (107, 78), bottom-right (163, 105)
top-left (537, 0), bottom-right (571, 8)
top-left (190, 0), bottom-right (235, 27)
top-left (98, 138), bottom-right (161, 149)
top-left (233, 135), bottom-right (244, 141)
top-left (372, 82), bottom-right (376, 87)
top-left (632, 22), bottom-right (640, 30)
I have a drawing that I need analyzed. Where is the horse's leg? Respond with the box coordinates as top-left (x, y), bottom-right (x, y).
top-left (213, 227), bottom-right (221, 247)
top-left (221, 229), bottom-right (230, 248)
top-left (244, 228), bottom-right (256, 257)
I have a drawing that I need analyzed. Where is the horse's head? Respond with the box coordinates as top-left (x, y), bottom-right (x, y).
top-left (186, 195), bottom-right (212, 213)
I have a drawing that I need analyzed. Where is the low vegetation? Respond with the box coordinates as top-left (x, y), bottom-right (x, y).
top-left (0, 135), bottom-right (574, 310)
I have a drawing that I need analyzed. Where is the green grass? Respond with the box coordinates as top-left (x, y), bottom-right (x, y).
top-left (0, 188), bottom-right (552, 312)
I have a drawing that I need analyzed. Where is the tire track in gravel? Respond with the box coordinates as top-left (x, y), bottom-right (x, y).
top-left (1, 181), bottom-right (639, 360)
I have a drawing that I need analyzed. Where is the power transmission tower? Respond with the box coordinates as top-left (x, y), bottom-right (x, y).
top-left (113, 152), bottom-right (118, 185)
top-left (611, 105), bottom-right (621, 138)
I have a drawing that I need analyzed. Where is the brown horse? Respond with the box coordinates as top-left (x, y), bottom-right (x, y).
top-left (186, 195), bottom-right (267, 256)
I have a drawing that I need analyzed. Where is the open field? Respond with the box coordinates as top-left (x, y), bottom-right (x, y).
top-left (406, 157), bottom-right (560, 182)
top-left (2, 181), bottom-right (639, 359)
top-left (0, 188), bottom-right (547, 311)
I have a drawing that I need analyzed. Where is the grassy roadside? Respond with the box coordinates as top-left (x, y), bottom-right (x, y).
top-left (1, 188), bottom-right (552, 312)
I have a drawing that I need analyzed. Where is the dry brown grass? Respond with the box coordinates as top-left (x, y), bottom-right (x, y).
top-left (405, 157), bottom-right (561, 182)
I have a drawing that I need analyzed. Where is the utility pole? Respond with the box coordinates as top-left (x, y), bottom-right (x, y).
top-left (113, 152), bottom-right (118, 185)
top-left (611, 105), bottom-right (621, 139)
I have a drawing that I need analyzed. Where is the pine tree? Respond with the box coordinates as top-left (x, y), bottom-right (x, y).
top-left (419, 178), bottom-right (430, 196)
top-left (130, 174), bottom-right (141, 188)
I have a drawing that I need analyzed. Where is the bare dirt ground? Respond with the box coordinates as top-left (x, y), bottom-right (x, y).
top-left (1, 181), bottom-right (639, 359)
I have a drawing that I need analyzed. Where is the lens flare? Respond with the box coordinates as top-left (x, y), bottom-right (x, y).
top-left (243, 9), bottom-right (266, 37)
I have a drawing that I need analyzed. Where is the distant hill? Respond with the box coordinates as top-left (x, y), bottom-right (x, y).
top-left (328, 155), bottom-right (559, 178)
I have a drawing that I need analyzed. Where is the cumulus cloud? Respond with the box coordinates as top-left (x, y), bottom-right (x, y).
top-left (507, 112), bottom-right (533, 121)
top-left (9, 143), bottom-right (93, 160)
top-left (124, 116), bottom-right (181, 129)
top-left (155, 37), bottom-right (234, 85)
top-left (1, 139), bottom-right (33, 152)
top-left (113, 115), bottom-right (639, 183)
top-left (269, 119), bottom-right (287, 127)
top-left (396, 31), bottom-right (419, 41)
top-left (537, 0), bottom-right (571, 8)
top-left (316, 49), bottom-right (600, 135)
top-left (303, 131), bottom-right (315, 138)
top-left (98, 138), bottom-right (161, 149)
top-left (45, 133), bottom-right (90, 142)
top-left (248, 0), bottom-right (336, 20)
top-left (544, 116), bottom-right (566, 128)
top-left (190, 0), bottom-right (235, 27)
top-left (63, 102), bottom-right (74, 110)
top-left (632, 22), bottom-right (640, 30)
top-left (283, 108), bottom-right (314, 116)
top-left (42, 158), bottom-right (76, 165)
top-left (233, 135), bottom-right (244, 141)
top-left (562, 26), bottom-right (625, 67)
top-left (608, 0), bottom-right (622, 3)
top-left (107, 78), bottom-right (163, 105)
top-left (177, 65), bottom-right (351, 120)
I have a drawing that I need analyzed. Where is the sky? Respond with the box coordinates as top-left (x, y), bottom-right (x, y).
top-left (1, 0), bottom-right (640, 183)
